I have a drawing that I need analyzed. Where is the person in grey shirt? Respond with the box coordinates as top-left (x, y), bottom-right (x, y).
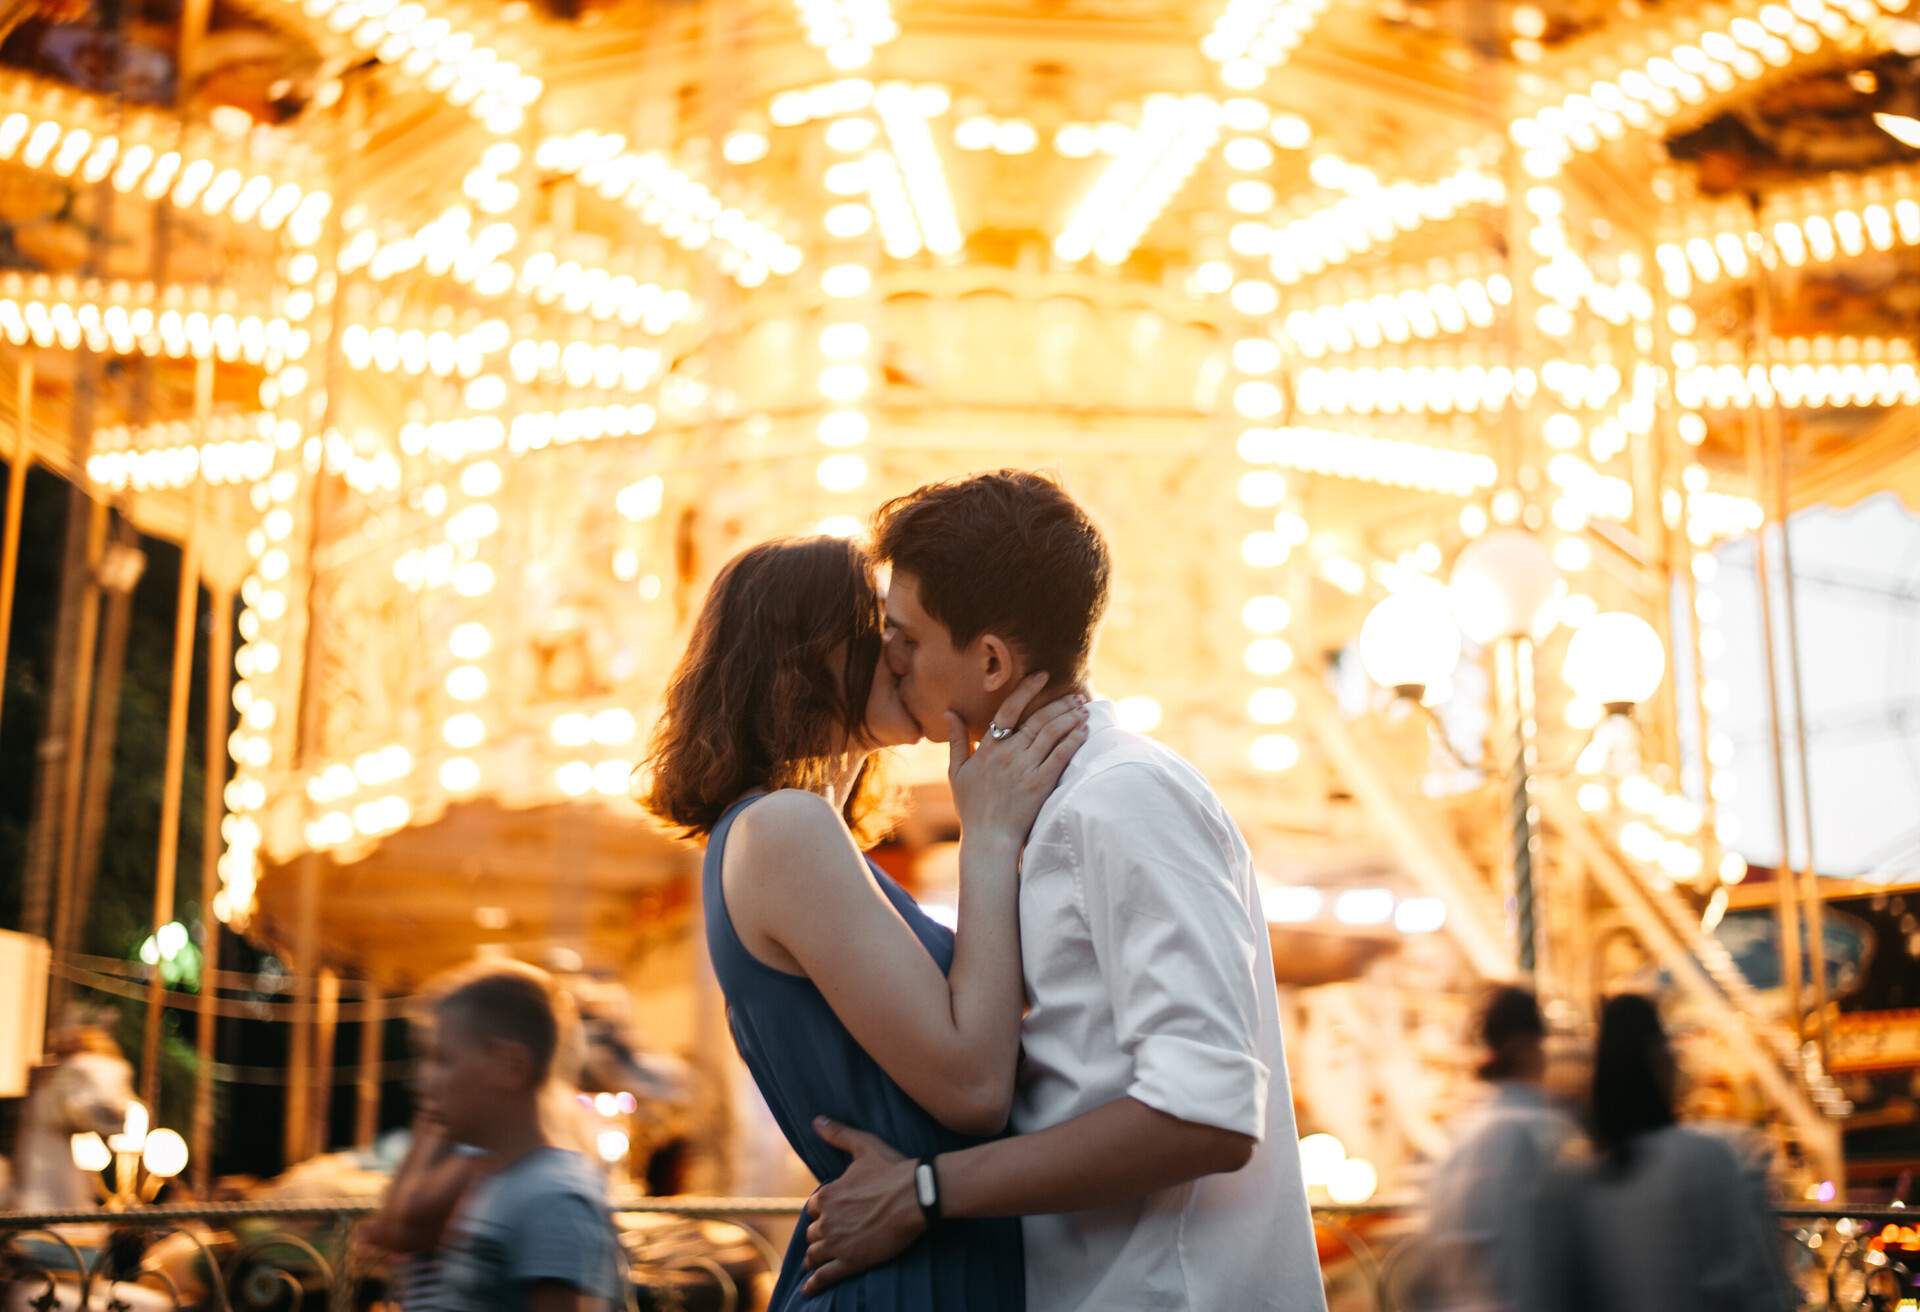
top-left (1419, 986), bottom-right (1580, 1311)
top-left (413, 962), bottom-right (625, 1312)
top-left (1546, 995), bottom-right (1792, 1312)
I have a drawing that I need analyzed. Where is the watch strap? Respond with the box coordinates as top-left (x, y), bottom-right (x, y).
top-left (915, 1156), bottom-right (943, 1225)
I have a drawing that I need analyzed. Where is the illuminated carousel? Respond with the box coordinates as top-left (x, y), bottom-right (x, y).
top-left (4, 0), bottom-right (1919, 1199)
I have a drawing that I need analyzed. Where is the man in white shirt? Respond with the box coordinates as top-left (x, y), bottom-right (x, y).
top-left (801, 471), bottom-right (1327, 1311)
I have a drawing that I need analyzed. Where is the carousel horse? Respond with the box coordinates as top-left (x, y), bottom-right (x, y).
top-left (10, 1028), bottom-right (133, 1213)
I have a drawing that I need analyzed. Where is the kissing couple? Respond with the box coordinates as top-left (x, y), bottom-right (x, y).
top-left (642, 470), bottom-right (1328, 1311)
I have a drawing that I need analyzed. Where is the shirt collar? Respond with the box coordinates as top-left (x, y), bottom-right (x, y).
top-left (1491, 1081), bottom-right (1550, 1110)
top-left (1084, 696), bottom-right (1118, 733)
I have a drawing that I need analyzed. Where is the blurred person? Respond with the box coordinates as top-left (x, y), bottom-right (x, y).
top-left (1549, 994), bottom-right (1792, 1312)
top-left (357, 1112), bottom-right (490, 1310)
top-left (788, 473), bottom-right (1326, 1311)
top-left (644, 532), bottom-right (1087, 1310)
top-left (1417, 985), bottom-right (1580, 1311)
top-left (411, 961), bottom-right (625, 1312)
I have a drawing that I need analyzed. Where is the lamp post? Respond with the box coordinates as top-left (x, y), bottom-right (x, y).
top-left (1450, 529), bottom-right (1563, 984)
top-left (1359, 530), bottom-right (1669, 992)
top-left (69, 1098), bottom-right (188, 1209)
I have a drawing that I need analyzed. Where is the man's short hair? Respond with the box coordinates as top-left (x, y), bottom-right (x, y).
top-left (431, 960), bottom-right (561, 1085)
top-left (872, 470), bottom-right (1111, 686)
top-left (1474, 984), bottom-right (1545, 1081)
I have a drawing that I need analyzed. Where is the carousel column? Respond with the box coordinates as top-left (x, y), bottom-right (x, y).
top-left (308, 966), bottom-right (340, 1154)
top-left (192, 582), bottom-right (233, 1193)
top-left (275, 89), bottom-right (351, 1168)
top-left (1751, 209), bottom-right (1830, 1073)
top-left (43, 494), bottom-right (109, 1019)
top-left (354, 983), bottom-right (385, 1149)
top-left (0, 358), bottom-right (32, 747)
top-left (140, 358), bottom-right (211, 1111)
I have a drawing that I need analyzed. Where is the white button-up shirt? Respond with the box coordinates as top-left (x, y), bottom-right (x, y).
top-left (1013, 700), bottom-right (1328, 1311)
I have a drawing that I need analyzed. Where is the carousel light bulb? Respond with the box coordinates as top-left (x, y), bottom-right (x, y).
top-left (1358, 586), bottom-right (1461, 696)
top-left (1327, 1156), bottom-right (1378, 1205)
top-left (591, 708), bottom-right (637, 744)
top-left (141, 1128), bottom-right (188, 1179)
top-left (722, 130), bottom-right (770, 164)
top-left (443, 713), bottom-right (486, 749)
top-left (1563, 611), bottom-right (1665, 708)
top-left (1298, 1133), bottom-right (1345, 1187)
top-left (817, 453), bottom-right (869, 492)
top-left (71, 1133), bottom-right (112, 1173)
top-left (1248, 687), bottom-right (1297, 724)
top-left (440, 757), bottom-right (481, 792)
top-left (1249, 733), bottom-right (1300, 771)
top-left (1449, 528), bottom-right (1559, 643)
top-left (1241, 595), bottom-right (1292, 632)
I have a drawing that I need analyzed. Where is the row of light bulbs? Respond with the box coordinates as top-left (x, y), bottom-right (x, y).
top-left (1218, 149), bottom-right (1303, 778)
top-left (793, 0), bottom-right (899, 72)
top-left (87, 413), bottom-right (277, 493)
top-left (215, 400), bottom-right (312, 923)
top-left (1054, 95), bottom-right (1222, 266)
top-left (0, 286), bottom-right (292, 365)
top-left (1677, 360), bottom-right (1920, 410)
top-left (1237, 425), bottom-right (1499, 497)
top-left (1659, 179), bottom-right (1920, 294)
top-left (814, 101), bottom-right (878, 496)
top-left (540, 132), bottom-right (804, 287)
top-left (292, 0), bottom-right (542, 133)
top-left (1260, 165), bottom-right (1506, 285)
top-left (340, 208), bottom-right (698, 332)
top-left (0, 80), bottom-right (328, 243)
top-left (1202, 0), bottom-right (1335, 91)
top-left (1278, 269), bottom-right (1512, 357)
top-left (1511, 0), bottom-right (1896, 177)
top-left (393, 401), bottom-right (660, 463)
top-left (434, 452), bottom-right (502, 793)
top-left (1289, 362), bottom-right (1531, 417)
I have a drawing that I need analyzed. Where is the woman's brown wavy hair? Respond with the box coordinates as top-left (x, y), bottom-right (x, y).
top-left (641, 536), bottom-right (892, 844)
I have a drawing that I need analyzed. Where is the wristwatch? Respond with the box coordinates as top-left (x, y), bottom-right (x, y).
top-left (914, 1156), bottom-right (943, 1225)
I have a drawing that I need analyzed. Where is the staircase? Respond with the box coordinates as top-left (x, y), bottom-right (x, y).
top-left (1294, 674), bottom-right (1845, 1184)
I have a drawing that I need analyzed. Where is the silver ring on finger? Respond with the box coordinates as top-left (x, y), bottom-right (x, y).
top-left (987, 720), bottom-right (1015, 742)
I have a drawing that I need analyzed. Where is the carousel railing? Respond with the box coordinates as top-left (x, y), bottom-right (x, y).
top-left (0, 1197), bottom-right (1913, 1310)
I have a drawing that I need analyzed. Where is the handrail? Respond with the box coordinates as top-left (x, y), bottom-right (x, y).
top-left (3, 1195), bottom-right (1910, 1312)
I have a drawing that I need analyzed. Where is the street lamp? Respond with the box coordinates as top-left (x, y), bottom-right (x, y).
top-left (1357, 583), bottom-right (1461, 702)
top-left (70, 1099), bottom-right (188, 1209)
top-left (1449, 529), bottom-right (1561, 646)
top-left (1565, 612), bottom-right (1666, 777)
top-left (1358, 532), bottom-right (1669, 989)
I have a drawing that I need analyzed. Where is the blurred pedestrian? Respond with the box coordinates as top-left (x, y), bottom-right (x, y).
top-left (1554, 994), bottom-right (1791, 1312)
top-left (410, 961), bottom-right (626, 1312)
top-left (1417, 985), bottom-right (1580, 1310)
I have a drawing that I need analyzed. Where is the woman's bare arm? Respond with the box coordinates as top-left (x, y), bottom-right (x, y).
top-left (726, 677), bottom-right (1084, 1135)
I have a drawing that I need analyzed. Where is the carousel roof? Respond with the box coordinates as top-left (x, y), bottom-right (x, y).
top-left (0, 0), bottom-right (1915, 1002)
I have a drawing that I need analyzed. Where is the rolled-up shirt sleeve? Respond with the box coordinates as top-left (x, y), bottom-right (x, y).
top-left (1066, 762), bottom-right (1271, 1140)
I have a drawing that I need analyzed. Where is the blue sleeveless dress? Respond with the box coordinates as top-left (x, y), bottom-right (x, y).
top-left (702, 793), bottom-right (1026, 1310)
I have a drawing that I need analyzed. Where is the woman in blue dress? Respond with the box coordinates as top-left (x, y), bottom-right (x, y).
top-left (641, 536), bottom-right (1087, 1310)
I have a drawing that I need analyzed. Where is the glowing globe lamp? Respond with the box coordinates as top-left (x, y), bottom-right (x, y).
top-left (1564, 612), bottom-right (1665, 710)
top-left (1449, 529), bottom-right (1560, 644)
top-left (1358, 586), bottom-right (1462, 699)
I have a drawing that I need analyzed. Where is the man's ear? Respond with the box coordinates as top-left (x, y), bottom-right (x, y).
top-left (979, 633), bottom-right (1021, 694)
top-left (486, 1036), bottom-right (538, 1091)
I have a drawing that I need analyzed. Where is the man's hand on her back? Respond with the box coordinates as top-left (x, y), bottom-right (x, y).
top-left (801, 1117), bottom-right (925, 1294)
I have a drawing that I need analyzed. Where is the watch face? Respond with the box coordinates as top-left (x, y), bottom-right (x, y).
top-left (916, 1163), bottom-right (936, 1208)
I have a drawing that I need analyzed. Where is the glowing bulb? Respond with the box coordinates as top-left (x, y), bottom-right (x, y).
top-left (817, 453), bottom-right (869, 492)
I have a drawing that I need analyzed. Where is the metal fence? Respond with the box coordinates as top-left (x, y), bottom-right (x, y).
top-left (1, 1197), bottom-right (1913, 1310)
